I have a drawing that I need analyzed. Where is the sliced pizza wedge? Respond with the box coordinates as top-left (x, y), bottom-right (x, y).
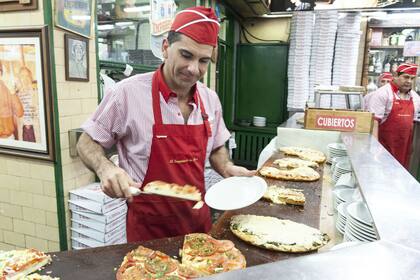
top-left (230, 215), bottom-right (330, 253)
top-left (259, 166), bottom-right (320, 182)
top-left (263, 185), bottom-right (305, 206)
top-left (279, 147), bottom-right (326, 163)
top-left (0, 249), bottom-right (52, 280)
top-left (273, 157), bottom-right (318, 169)
top-left (142, 181), bottom-right (202, 202)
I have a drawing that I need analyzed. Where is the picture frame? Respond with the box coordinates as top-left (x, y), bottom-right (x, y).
top-left (0, 26), bottom-right (55, 161)
top-left (64, 33), bottom-right (89, 82)
top-left (0, 0), bottom-right (37, 12)
top-left (55, 0), bottom-right (93, 38)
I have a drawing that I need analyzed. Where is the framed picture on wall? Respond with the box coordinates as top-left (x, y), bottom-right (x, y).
top-left (55, 0), bottom-right (93, 38)
top-left (0, 0), bottom-right (37, 12)
top-left (0, 26), bottom-right (55, 161)
top-left (64, 33), bottom-right (89, 82)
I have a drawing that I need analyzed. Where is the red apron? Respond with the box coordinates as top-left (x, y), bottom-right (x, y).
top-left (126, 71), bottom-right (212, 242)
top-left (378, 91), bottom-right (414, 168)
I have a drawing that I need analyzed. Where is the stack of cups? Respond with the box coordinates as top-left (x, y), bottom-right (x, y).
top-left (253, 116), bottom-right (266, 127)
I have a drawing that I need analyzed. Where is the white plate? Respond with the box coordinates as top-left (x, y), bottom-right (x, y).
top-left (205, 176), bottom-right (267, 210)
top-left (347, 202), bottom-right (374, 226)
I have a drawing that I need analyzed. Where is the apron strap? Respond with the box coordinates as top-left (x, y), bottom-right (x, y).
top-left (152, 71), bottom-right (163, 125)
top-left (197, 92), bottom-right (212, 137)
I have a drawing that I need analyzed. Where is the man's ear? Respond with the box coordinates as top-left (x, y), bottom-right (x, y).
top-left (162, 39), bottom-right (169, 59)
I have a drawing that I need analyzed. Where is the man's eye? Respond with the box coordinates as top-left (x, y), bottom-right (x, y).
top-left (181, 52), bottom-right (192, 59)
top-left (200, 59), bottom-right (210, 64)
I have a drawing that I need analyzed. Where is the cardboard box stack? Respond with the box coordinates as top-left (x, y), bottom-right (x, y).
top-left (69, 183), bottom-right (127, 249)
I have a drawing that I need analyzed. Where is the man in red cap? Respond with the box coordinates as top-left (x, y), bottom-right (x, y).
top-left (377, 72), bottom-right (393, 87)
top-left (367, 63), bottom-right (420, 168)
top-left (77, 6), bottom-right (254, 242)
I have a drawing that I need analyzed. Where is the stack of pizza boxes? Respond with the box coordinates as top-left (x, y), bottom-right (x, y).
top-left (69, 182), bottom-right (127, 249)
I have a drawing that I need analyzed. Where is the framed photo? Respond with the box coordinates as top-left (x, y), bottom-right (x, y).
top-left (55, 0), bottom-right (93, 38)
top-left (64, 33), bottom-right (89, 82)
top-left (0, 26), bottom-right (55, 161)
top-left (0, 0), bottom-right (37, 12)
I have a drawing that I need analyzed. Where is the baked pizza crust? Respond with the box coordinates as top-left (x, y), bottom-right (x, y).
top-left (0, 249), bottom-right (52, 280)
top-left (230, 215), bottom-right (330, 253)
top-left (143, 181), bottom-right (202, 201)
top-left (263, 185), bottom-right (305, 206)
top-left (259, 166), bottom-right (320, 182)
top-left (279, 147), bottom-right (326, 163)
top-left (273, 157), bottom-right (319, 169)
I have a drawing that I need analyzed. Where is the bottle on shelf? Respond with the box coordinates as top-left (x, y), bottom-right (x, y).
top-left (383, 55), bottom-right (391, 72)
top-left (375, 54), bottom-right (383, 74)
top-left (368, 55), bottom-right (375, 73)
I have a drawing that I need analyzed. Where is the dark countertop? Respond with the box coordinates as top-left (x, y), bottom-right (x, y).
top-left (46, 152), bottom-right (325, 279)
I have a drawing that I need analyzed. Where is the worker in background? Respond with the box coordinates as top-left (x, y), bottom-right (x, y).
top-left (366, 63), bottom-right (420, 168)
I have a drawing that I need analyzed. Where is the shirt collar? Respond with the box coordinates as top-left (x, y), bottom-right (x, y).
top-left (390, 81), bottom-right (399, 94)
top-left (156, 64), bottom-right (199, 105)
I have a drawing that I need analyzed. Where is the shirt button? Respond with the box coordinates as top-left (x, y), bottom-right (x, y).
top-left (178, 113), bottom-right (181, 116)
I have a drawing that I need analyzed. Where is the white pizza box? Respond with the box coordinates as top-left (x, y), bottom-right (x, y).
top-left (68, 198), bottom-right (126, 214)
top-left (71, 235), bottom-right (126, 249)
top-left (71, 224), bottom-right (126, 243)
top-left (71, 204), bottom-right (127, 224)
top-left (69, 183), bottom-right (117, 204)
top-left (71, 215), bottom-right (126, 234)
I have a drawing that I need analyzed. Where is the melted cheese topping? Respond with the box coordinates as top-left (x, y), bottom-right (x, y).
top-left (264, 185), bottom-right (305, 204)
top-left (279, 147), bottom-right (326, 163)
top-left (231, 215), bottom-right (327, 247)
top-left (273, 158), bottom-right (318, 169)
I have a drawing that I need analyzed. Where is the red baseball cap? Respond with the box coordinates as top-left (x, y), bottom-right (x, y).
top-left (170, 6), bottom-right (220, 47)
top-left (396, 63), bottom-right (418, 76)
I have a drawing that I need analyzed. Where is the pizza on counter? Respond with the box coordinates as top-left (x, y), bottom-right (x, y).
top-left (181, 233), bottom-right (246, 275)
top-left (263, 185), bottom-right (305, 206)
top-left (279, 147), bottom-right (326, 163)
top-left (117, 234), bottom-right (246, 280)
top-left (0, 249), bottom-right (53, 280)
top-left (273, 157), bottom-right (319, 169)
top-left (230, 215), bottom-right (330, 253)
top-left (259, 166), bottom-right (320, 182)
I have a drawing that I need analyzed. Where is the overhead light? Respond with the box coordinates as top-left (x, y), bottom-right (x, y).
top-left (124, 5), bottom-right (150, 13)
top-left (71, 15), bottom-right (91, 20)
top-left (98, 24), bottom-right (114, 31)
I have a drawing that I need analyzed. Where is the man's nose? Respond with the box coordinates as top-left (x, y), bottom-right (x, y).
top-left (187, 61), bottom-right (199, 75)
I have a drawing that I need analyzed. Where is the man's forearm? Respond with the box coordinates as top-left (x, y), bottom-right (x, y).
top-left (209, 146), bottom-right (233, 178)
top-left (76, 132), bottom-right (113, 177)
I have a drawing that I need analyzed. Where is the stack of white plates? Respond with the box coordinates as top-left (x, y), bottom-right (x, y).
top-left (332, 160), bottom-right (352, 183)
top-left (336, 201), bottom-right (351, 234)
top-left (335, 172), bottom-right (356, 188)
top-left (331, 156), bottom-right (349, 174)
top-left (333, 188), bottom-right (354, 211)
top-left (344, 202), bottom-right (378, 242)
top-left (308, 11), bottom-right (338, 101)
top-left (253, 116), bottom-right (266, 127)
top-left (327, 143), bottom-right (347, 163)
top-left (287, 12), bottom-right (314, 110)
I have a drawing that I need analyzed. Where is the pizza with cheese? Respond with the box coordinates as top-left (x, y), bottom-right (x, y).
top-left (0, 249), bottom-right (52, 280)
top-left (117, 235), bottom-right (246, 280)
top-left (273, 157), bottom-right (318, 169)
top-left (259, 166), bottom-right (320, 181)
top-left (263, 185), bottom-right (305, 206)
top-left (116, 246), bottom-right (203, 280)
top-left (181, 233), bottom-right (246, 275)
top-left (230, 215), bottom-right (329, 253)
top-left (279, 147), bottom-right (326, 163)
top-left (143, 181), bottom-right (202, 202)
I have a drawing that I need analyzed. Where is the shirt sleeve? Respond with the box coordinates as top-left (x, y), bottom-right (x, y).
top-left (366, 89), bottom-right (389, 122)
top-left (81, 87), bottom-right (124, 149)
top-left (211, 98), bottom-right (231, 150)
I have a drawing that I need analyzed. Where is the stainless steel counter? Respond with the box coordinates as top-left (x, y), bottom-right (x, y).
top-left (204, 122), bottom-right (420, 279)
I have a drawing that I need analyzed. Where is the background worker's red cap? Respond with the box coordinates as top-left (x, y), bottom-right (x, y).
top-left (396, 63), bottom-right (418, 76)
top-left (379, 72), bottom-right (393, 81)
top-left (170, 6), bottom-right (220, 47)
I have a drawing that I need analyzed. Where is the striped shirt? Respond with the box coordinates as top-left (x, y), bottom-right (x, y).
top-left (366, 82), bottom-right (420, 124)
top-left (82, 71), bottom-right (231, 184)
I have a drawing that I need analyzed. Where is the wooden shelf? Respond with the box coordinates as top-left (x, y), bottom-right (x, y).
top-left (370, 46), bottom-right (404, 50)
